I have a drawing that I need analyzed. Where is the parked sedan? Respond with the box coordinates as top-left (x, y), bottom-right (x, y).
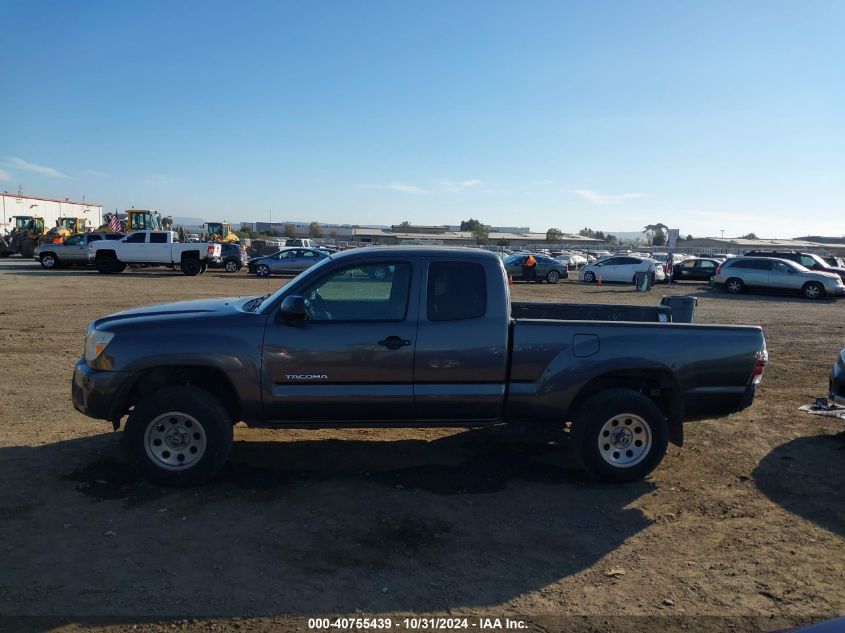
top-left (713, 256), bottom-right (845, 299)
top-left (502, 253), bottom-right (569, 283)
top-left (672, 258), bottom-right (721, 282)
top-left (33, 232), bottom-right (125, 269)
top-left (248, 247), bottom-right (330, 276)
top-left (580, 255), bottom-right (665, 284)
top-left (208, 242), bottom-right (249, 272)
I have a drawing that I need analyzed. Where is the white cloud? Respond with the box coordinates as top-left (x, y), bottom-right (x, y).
top-left (6, 157), bottom-right (70, 179)
top-left (0, 168), bottom-right (11, 182)
top-left (572, 189), bottom-right (645, 205)
top-left (360, 181), bottom-right (427, 194)
top-left (441, 179), bottom-right (482, 192)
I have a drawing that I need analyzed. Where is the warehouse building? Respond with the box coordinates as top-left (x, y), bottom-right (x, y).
top-left (1, 192), bottom-right (104, 233)
top-left (677, 236), bottom-right (843, 256)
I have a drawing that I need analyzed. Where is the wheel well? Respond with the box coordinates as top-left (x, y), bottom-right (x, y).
top-left (95, 249), bottom-right (117, 258)
top-left (119, 366), bottom-right (240, 425)
top-left (181, 252), bottom-right (200, 262)
top-left (40, 251), bottom-right (57, 258)
top-left (570, 369), bottom-right (684, 446)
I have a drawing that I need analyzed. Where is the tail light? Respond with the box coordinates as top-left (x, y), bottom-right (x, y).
top-left (750, 348), bottom-right (768, 384)
top-left (715, 264), bottom-right (722, 276)
top-left (207, 245), bottom-right (215, 256)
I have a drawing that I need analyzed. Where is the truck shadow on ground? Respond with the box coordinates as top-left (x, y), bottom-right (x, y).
top-left (753, 430), bottom-right (845, 537)
top-left (0, 428), bottom-right (654, 616)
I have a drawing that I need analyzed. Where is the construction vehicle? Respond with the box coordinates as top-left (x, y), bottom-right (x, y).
top-left (204, 221), bottom-right (240, 243)
top-left (41, 217), bottom-right (89, 245)
top-left (0, 216), bottom-right (47, 258)
top-left (98, 209), bottom-right (163, 233)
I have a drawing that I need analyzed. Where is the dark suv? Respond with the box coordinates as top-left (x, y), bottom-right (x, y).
top-left (209, 242), bottom-right (248, 272)
top-left (743, 250), bottom-right (845, 283)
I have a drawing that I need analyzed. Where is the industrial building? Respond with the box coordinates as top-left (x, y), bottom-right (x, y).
top-left (242, 221), bottom-right (602, 249)
top-left (677, 236), bottom-right (845, 256)
top-left (1, 192), bottom-right (104, 234)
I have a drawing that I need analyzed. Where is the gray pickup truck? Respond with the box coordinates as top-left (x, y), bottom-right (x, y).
top-left (72, 247), bottom-right (768, 486)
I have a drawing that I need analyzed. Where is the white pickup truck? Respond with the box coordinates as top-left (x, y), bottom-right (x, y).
top-left (88, 230), bottom-right (222, 276)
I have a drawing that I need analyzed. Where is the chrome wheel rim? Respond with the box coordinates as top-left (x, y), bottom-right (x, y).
top-left (257, 265), bottom-right (269, 277)
top-left (42, 255), bottom-right (55, 268)
top-left (727, 280), bottom-right (742, 293)
top-left (805, 284), bottom-right (821, 299)
top-left (597, 413), bottom-right (652, 468)
top-left (144, 412), bottom-right (207, 471)
top-left (585, 272), bottom-right (595, 283)
top-left (548, 271), bottom-right (560, 283)
top-left (225, 261), bottom-right (238, 272)
top-left (373, 268), bottom-right (387, 280)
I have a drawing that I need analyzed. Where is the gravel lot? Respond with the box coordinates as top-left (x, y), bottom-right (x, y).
top-left (1, 257), bottom-right (843, 633)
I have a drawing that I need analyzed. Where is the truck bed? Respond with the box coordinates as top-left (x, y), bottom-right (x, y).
top-left (511, 301), bottom-right (670, 322)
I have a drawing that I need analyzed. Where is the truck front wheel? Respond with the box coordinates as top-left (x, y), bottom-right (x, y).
top-left (123, 385), bottom-right (233, 486)
top-left (570, 389), bottom-right (668, 483)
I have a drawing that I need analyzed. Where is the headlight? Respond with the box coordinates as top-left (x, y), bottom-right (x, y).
top-left (85, 329), bottom-right (114, 363)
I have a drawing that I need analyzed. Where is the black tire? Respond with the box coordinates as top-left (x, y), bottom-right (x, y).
top-left (224, 259), bottom-right (240, 273)
top-left (256, 263), bottom-right (271, 277)
top-left (95, 254), bottom-right (119, 274)
top-left (20, 239), bottom-right (36, 259)
top-left (199, 262), bottom-right (208, 274)
top-left (123, 385), bottom-right (233, 487)
top-left (546, 270), bottom-right (562, 284)
top-left (584, 271), bottom-right (596, 283)
top-left (724, 277), bottom-right (744, 294)
top-left (181, 258), bottom-right (202, 276)
top-left (570, 388), bottom-right (669, 483)
top-left (40, 253), bottom-right (59, 269)
top-left (114, 262), bottom-right (127, 273)
top-left (802, 281), bottom-right (825, 300)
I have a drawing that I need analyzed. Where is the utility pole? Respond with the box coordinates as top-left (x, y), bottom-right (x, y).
top-left (720, 229), bottom-right (725, 239)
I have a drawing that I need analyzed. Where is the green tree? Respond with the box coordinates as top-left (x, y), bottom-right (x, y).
top-left (460, 218), bottom-right (482, 231)
top-left (642, 223), bottom-right (668, 245)
top-left (309, 222), bottom-right (323, 238)
top-left (546, 227), bottom-right (563, 242)
top-left (283, 223), bottom-right (296, 238)
top-left (606, 234), bottom-right (618, 244)
top-left (497, 238), bottom-right (510, 247)
top-left (399, 220), bottom-right (411, 228)
top-left (741, 232), bottom-right (758, 239)
top-left (686, 234), bottom-right (694, 241)
top-left (472, 224), bottom-right (490, 244)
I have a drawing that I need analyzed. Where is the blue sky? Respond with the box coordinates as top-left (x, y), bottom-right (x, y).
top-left (2, 0), bottom-right (843, 237)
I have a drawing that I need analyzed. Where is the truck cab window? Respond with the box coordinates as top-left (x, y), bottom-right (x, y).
top-left (301, 262), bottom-right (411, 321)
top-left (427, 261), bottom-right (487, 321)
top-left (149, 232), bottom-right (168, 244)
top-left (124, 232), bottom-right (147, 243)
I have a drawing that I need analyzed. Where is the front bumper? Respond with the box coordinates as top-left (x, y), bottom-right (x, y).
top-left (830, 352), bottom-right (845, 407)
top-left (72, 359), bottom-right (133, 424)
top-left (827, 285), bottom-right (845, 297)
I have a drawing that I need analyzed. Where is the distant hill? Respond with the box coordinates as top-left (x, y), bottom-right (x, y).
top-left (171, 216), bottom-right (207, 226)
top-left (606, 231), bottom-right (644, 242)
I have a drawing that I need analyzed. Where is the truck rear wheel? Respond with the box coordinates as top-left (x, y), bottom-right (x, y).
top-left (123, 386), bottom-right (233, 486)
top-left (570, 389), bottom-right (668, 483)
top-left (181, 258), bottom-right (202, 276)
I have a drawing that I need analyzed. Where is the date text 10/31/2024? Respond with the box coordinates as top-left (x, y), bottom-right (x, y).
top-left (308, 617), bottom-right (529, 630)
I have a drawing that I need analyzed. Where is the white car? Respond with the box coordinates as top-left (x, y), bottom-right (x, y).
top-left (554, 252), bottom-right (588, 269)
top-left (580, 255), bottom-right (665, 284)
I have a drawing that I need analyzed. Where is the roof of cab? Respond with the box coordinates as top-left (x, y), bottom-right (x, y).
top-left (329, 246), bottom-right (502, 262)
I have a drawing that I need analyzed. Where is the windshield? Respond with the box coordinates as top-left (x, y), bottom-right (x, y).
top-left (256, 253), bottom-right (335, 313)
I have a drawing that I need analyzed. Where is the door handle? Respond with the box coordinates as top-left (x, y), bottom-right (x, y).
top-left (378, 336), bottom-right (411, 350)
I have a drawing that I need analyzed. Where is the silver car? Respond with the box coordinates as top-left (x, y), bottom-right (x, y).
top-left (713, 256), bottom-right (845, 299)
top-left (249, 247), bottom-right (329, 276)
top-left (33, 232), bottom-right (125, 269)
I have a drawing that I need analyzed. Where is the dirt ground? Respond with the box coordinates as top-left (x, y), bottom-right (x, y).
top-left (1, 257), bottom-right (843, 633)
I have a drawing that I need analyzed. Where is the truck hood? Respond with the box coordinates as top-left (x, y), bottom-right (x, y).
top-left (91, 296), bottom-right (253, 330)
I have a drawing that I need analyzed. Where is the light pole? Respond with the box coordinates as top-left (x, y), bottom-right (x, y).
top-left (720, 229), bottom-right (725, 239)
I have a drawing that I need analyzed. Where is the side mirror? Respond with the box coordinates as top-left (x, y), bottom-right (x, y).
top-left (278, 295), bottom-right (307, 323)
